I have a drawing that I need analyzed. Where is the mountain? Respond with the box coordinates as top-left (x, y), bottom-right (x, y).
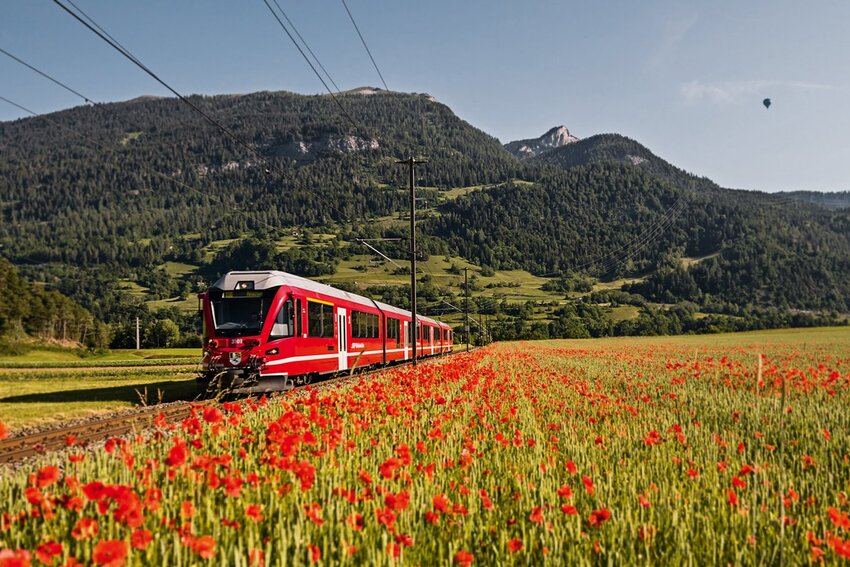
top-left (529, 133), bottom-right (719, 190)
top-left (504, 126), bottom-right (578, 159)
top-left (1, 89), bottom-right (849, 340)
top-left (776, 191), bottom-right (850, 211)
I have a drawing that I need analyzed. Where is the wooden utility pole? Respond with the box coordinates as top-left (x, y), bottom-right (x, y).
top-left (396, 156), bottom-right (427, 365)
top-left (136, 317), bottom-right (141, 350)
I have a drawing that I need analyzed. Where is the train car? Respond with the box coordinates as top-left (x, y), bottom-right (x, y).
top-left (197, 270), bottom-right (453, 394)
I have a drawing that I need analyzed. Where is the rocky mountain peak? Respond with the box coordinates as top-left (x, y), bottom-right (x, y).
top-left (504, 125), bottom-right (579, 159)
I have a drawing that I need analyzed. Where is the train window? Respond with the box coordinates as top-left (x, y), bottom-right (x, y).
top-left (307, 300), bottom-right (334, 338)
top-left (352, 310), bottom-right (379, 339)
top-left (386, 317), bottom-right (400, 345)
top-left (269, 298), bottom-right (294, 340)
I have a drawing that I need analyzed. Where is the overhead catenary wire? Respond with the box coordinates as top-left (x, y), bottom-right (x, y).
top-left (571, 194), bottom-right (687, 274)
top-left (51, 0), bottom-right (279, 172)
top-left (339, 0), bottom-right (389, 92)
top-left (0, 47), bottom-right (95, 105)
top-left (270, 0), bottom-right (341, 93)
top-left (0, 94), bottom-right (287, 239)
top-left (594, 198), bottom-right (688, 276)
top-left (48, 0), bottom-right (373, 228)
top-left (261, 0), bottom-right (362, 132)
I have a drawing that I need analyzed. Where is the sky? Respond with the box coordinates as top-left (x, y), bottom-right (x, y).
top-left (1, 0), bottom-right (849, 192)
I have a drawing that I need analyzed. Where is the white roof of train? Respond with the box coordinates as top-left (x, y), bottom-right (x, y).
top-left (212, 271), bottom-right (449, 328)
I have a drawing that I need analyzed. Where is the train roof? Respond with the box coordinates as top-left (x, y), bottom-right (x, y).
top-left (211, 271), bottom-right (448, 327)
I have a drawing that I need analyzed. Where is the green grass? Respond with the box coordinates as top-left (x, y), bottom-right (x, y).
top-left (0, 348), bottom-right (199, 367)
top-left (146, 295), bottom-right (199, 313)
top-left (608, 305), bottom-right (641, 322)
top-left (592, 277), bottom-right (645, 291)
top-left (0, 369), bottom-right (197, 428)
top-left (322, 254), bottom-right (564, 304)
top-left (680, 251), bottom-right (722, 269)
top-left (159, 261), bottom-right (198, 277)
top-left (119, 131), bottom-right (142, 145)
top-left (116, 280), bottom-right (149, 296)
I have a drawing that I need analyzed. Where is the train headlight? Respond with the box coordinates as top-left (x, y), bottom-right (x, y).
top-left (235, 281), bottom-right (254, 291)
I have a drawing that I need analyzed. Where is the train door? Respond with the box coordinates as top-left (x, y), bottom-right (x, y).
top-left (338, 308), bottom-right (348, 371)
top-left (403, 321), bottom-right (409, 359)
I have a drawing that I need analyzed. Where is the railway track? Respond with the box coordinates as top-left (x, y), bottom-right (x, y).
top-left (0, 349), bottom-right (470, 465)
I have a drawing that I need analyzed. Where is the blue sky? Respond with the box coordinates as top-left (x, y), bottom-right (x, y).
top-left (1, 1), bottom-right (848, 192)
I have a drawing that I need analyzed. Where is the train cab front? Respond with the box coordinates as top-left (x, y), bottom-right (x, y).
top-left (198, 274), bottom-right (291, 395)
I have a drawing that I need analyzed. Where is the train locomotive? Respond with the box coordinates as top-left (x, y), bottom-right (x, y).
top-left (197, 270), bottom-right (453, 394)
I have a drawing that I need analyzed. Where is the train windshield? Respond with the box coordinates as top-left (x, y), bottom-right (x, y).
top-left (211, 290), bottom-right (275, 337)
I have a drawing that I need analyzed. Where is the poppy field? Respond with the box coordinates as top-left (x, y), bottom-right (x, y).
top-left (1, 328), bottom-right (849, 565)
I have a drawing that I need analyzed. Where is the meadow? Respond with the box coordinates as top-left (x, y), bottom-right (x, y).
top-left (1, 328), bottom-right (849, 565)
top-left (0, 349), bottom-right (199, 429)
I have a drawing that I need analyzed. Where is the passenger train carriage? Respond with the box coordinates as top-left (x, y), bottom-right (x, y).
top-left (198, 271), bottom-right (453, 394)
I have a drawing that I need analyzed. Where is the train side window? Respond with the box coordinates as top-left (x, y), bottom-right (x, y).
top-left (386, 317), bottom-right (400, 345)
top-left (270, 298), bottom-right (294, 340)
top-left (352, 310), bottom-right (379, 339)
top-left (308, 300), bottom-right (334, 338)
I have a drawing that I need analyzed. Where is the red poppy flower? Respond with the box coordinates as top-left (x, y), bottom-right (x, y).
top-left (557, 485), bottom-right (574, 499)
top-left (303, 503), bottom-right (322, 526)
top-left (828, 507), bottom-right (850, 531)
top-left (307, 544), bottom-right (321, 564)
top-left (433, 493), bottom-right (451, 513)
top-left (529, 507), bottom-right (544, 524)
top-left (0, 549), bottom-right (31, 566)
top-left (246, 504), bottom-right (264, 523)
top-left (561, 504), bottom-right (578, 515)
top-left (386, 542), bottom-right (401, 559)
top-left (582, 475), bottom-right (595, 495)
top-left (454, 549), bottom-right (474, 567)
top-left (92, 540), bottom-right (128, 567)
top-left (34, 466), bottom-right (60, 489)
top-left (727, 489), bottom-right (738, 507)
top-left (588, 508), bottom-right (611, 527)
top-left (347, 513), bottom-right (365, 531)
top-left (35, 541), bottom-right (62, 565)
top-left (72, 517), bottom-right (99, 540)
top-left (165, 440), bottom-right (187, 468)
top-left (508, 538), bottom-right (523, 553)
top-left (384, 490), bottom-right (410, 511)
top-left (191, 535), bottom-right (216, 559)
top-left (131, 529), bottom-right (152, 550)
top-left (379, 457), bottom-right (402, 480)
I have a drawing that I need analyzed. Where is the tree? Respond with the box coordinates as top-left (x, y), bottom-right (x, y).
top-left (145, 318), bottom-right (180, 348)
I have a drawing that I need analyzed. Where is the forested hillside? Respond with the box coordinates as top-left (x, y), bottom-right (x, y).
top-left (0, 258), bottom-right (108, 351)
top-left (1, 90), bottom-right (848, 346)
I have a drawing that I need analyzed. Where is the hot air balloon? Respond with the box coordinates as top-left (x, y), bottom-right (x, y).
top-left (763, 98), bottom-right (771, 109)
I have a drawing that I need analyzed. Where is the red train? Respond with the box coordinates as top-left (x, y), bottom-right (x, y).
top-left (197, 270), bottom-right (453, 394)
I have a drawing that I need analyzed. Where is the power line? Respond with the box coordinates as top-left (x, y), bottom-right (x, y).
top-left (52, 0), bottom-right (274, 170)
top-left (339, 0), bottom-right (389, 91)
top-left (0, 94), bottom-right (286, 239)
top-left (51, 0), bottom-right (367, 227)
top-left (0, 47), bottom-right (95, 105)
top-left (571, 194), bottom-right (687, 274)
top-left (261, 0), bottom-right (362, 132)
top-left (270, 0), bottom-right (341, 93)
